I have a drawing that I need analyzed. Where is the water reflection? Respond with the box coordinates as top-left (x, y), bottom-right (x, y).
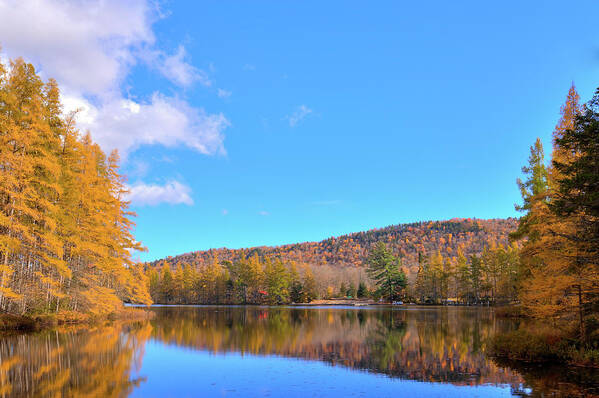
top-left (0, 323), bottom-right (151, 397)
top-left (150, 307), bottom-right (522, 385)
top-left (0, 306), bottom-right (597, 397)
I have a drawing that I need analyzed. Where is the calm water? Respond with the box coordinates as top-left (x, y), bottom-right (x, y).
top-left (0, 306), bottom-right (597, 397)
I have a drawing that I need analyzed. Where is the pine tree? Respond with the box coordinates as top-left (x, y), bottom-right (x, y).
top-left (366, 242), bottom-right (407, 302)
top-left (289, 262), bottom-right (303, 303)
top-left (357, 281), bottom-right (368, 298)
top-left (510, 138), bottom-right (549, 242)
top-left (347, 282), bottom-right (357, 298)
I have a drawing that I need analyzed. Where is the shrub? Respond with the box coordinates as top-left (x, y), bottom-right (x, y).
top-left (489, 329), bottom-right (599, 367)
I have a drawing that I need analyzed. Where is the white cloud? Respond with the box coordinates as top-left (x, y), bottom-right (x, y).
top-left (125, 181), bottom-right (193, 206)
top-left (287, 105), bottom-right (313, 127)
top-left (258, 211), bottom-right (269, 216)
top-left (0, 0), bottom-right (228, 158)
top-left (217, 88), bottom-right (232, 99)
top-left (63, 92), bottom-right (228, 158)
top-left (0, 0), bottom-right (153, 96)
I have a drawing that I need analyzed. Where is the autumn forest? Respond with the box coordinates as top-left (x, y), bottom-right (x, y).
top-left (0, 54), bottom-right (598, 370)
top-left (0, 58), bottom-right (151, 320)
top-left (2, 0), bottom-right (599, 395)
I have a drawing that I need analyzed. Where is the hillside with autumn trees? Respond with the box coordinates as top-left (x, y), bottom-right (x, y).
top-left (150, 218), bottom-right (518, 276)
top-left (153, 218), bottom-right (518, 277)
top-left (146, 218), bottom-right (520, 305)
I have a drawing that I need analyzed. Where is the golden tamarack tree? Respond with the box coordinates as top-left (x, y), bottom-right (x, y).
top-left (513, 84), bottom-right (599, 342)
top-left (0, 57), bottom-right (151, 316)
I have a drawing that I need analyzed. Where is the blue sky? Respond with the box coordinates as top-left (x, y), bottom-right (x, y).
top-left (1, 1), bottom-right (598, 261)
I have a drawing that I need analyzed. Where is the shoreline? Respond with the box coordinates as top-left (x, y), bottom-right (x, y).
top-left (0, 307), bottom-right (153, 333)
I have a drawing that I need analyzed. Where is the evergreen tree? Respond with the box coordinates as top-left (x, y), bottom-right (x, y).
top-left (347, 282), bottom-right (357, 298)
top-left (357, 281), bottom-right (368, 298)
top-left (510, 138), bottom-right (549, 242)
top-left (289, 263), bottom-right (303, 303)
top-left (366, 242), bottom-right (407, 302)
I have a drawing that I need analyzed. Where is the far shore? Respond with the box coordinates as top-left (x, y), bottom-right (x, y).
top-left (132, 299), bottom-right (513, 308)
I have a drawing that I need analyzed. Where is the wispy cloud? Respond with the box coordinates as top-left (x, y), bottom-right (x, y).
top-left (287, 105), bottom-right (313, 127)
top-left (258, 210), bottom-right (269, 216)
top-left (243, 63), bottom-right (256, 71)
top-left (125, 181), bottom-right (194, 206)
top-left (217, 88), bottom-right (232, 98)
top-left (146, 45), bottom-right (211, 87)
top-left (128, 159), bottom-right (150, 178)
top-left (222, 209), bottom-right (229, 216)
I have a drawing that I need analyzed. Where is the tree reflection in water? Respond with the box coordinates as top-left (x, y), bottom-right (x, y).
top-left (0, 307), bottom-right (597, 397)
top-left (0, 323), bottom-right (151, 397)
top-left (150, 307), bottom-right (523, 385)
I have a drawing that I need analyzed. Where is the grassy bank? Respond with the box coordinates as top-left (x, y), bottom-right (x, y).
top-left (0, 307), bottom-right (153, 332)
top-left (494, 305), bottom-right (527, 318)
top-left (489, 329), bottom-right (599, 368)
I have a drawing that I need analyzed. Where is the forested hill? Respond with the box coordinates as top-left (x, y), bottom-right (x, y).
top-left (151, 218), bottom-right (518, 276)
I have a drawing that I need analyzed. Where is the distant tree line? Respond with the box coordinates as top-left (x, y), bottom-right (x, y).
top-left (147, 255), bottom-right (322, 305)
top-left (412, 243), bottom-right (520, 305)
top-left (146, 252), bottom-right (392, 305)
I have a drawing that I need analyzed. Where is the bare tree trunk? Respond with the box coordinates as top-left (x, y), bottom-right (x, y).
top-left (578, 283), bottom-right (585, 344)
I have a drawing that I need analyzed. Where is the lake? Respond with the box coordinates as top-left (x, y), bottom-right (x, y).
top-left (0, 306), bottom-right (597, 397)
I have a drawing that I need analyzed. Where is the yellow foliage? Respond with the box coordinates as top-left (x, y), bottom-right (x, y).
top-left (0, 56), bottom-right (151, 316)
